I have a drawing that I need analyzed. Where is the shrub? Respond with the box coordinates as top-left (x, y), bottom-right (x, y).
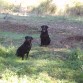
top-left (12, 5), bottom-right (21, 13)
top-left (66, 1), bottom-right (83, 16)
top-left (31, 0), bottom-right (56, 14)
top-left (0, 45), bottom-right (15, 58)
top-left (68, 49), bottom-right (78, 60)
top-left (74, 71), bottom-right (83, 83)
top-left (68, 48), bottom-right (83, 60)
top-left (0, 45), bottom-right (7, 57)
top-left (66, 48), bottom-right (83, 70)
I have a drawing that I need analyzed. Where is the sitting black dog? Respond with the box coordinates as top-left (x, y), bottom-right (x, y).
top-left (16, 36), bottom-right (33, 60)
top-left (40, 25), bottom-right (51, 46)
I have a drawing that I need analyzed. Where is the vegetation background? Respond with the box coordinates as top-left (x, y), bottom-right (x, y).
top-left (0, 0), bottom-right (83, 16)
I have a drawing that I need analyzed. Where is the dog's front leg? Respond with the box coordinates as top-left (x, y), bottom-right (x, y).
top-left (26, 52), bottom-right (29, 59)
top-left (22, 55), bottom-right (24, 60)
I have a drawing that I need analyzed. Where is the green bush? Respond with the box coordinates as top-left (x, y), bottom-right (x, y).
top-left (0, 45), bottom-right (7, 57)
top-left (68, 49), bottom-right (78, 61)
top-left (66, 1), bottom-right (83, 16)
top-left (12, 5), bottom-right (21, 13)
top-left (68, 48), bottom-right (83, 60)
top-left (66, 48), bottom-right (83, 70)
top-left (32, 0), bottom-right (56, 14)
top-left (0, 45), bottom-right (15, 58)
top-left (74, 71), bottom-right (83, 83)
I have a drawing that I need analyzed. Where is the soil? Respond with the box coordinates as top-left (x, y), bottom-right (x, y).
top-left (0, 16), bottom-right (83, 49)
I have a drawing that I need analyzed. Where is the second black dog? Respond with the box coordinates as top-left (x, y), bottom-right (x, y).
top-left (16, 36), bottom-right (33, 60)
top-left (40, 25), bottom-right (51, 46)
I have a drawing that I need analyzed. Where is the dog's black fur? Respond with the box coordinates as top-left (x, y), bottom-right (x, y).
top-left (16, 36), bottom-right (33, 60)
top-left (40, 25), bottom-right (51, 46)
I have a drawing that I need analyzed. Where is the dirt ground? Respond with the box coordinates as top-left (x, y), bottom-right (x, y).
top-left (0, 15), bottom-right (83, 49)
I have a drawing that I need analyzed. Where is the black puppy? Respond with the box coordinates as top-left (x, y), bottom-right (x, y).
top-left (16, 36), bottom-right (33, 60)
top-left (40, 25), bottom-right (51, 46)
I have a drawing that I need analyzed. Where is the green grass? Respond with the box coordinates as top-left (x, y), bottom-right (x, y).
top-left (0, 31), bottom-right (39, 39)
top-left (0, 43), bottom-right (83, 83)
top-left (0, 31), bottom-right (39, 47)
top-left (1, 13), bottom-right (83, 24)
top-left (0, 15), bottom-right (83, 83)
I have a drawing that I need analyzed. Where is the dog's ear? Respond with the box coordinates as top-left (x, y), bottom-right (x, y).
top-left (45, 25), bottom-right (49, 29)
top-left (25, 36), bottom-right (29, 39)
top-left (41, 25), bottom-right (49, 29)
top-left (31, 37), bottom-right (33, 40)
top-left (41, 25), bottom-right (44, 28)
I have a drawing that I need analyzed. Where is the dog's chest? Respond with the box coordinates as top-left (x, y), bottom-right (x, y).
top-left (41, 32), bottom-right (49, 37)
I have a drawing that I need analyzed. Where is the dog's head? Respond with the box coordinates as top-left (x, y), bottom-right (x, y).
top-left (25, 36), bottom-right (33, 43)
top-left (41, 25), bottom-right (49, 32)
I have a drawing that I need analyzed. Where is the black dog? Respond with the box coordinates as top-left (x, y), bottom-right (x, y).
top-left (40, 25), bottom-right (51, 46)
top-left (16, 36), bottom-right (33, 60)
